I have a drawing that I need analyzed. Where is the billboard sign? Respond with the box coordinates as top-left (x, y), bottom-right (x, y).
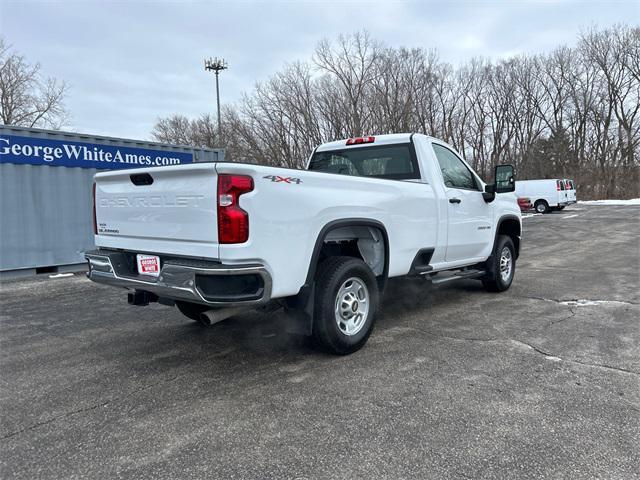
top-left (0, 134), bottom-right (194, 170)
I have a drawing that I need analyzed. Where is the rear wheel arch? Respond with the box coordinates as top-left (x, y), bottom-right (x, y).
top-left (304, 219), bottom-right (390, 292)
top-left (286, 219), bottom-right (389, 337)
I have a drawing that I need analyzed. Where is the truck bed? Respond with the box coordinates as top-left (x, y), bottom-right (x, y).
top-left (93, 160), bottom-right (438, 298)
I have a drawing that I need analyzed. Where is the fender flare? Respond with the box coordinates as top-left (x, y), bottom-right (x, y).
top-left (303, 218), bottom-right (390, 289)
top-left (492, 214), bottom-right (521, 258)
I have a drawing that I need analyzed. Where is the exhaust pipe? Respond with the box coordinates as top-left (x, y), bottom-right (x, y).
top-left (199, 306), bottom-right (250, 326)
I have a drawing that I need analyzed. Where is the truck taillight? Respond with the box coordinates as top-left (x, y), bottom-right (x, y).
top-left (217, 174), bottom-right (253, 244)
top-left (92, 182), bottom-right (97, 234)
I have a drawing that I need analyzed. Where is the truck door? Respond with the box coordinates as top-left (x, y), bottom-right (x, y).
top-left (556, 180), bottom-right (566, 205)
top-left (566, 180), bottom-right (575, 202)
top-left (431, 144), bottom-right (493, 262)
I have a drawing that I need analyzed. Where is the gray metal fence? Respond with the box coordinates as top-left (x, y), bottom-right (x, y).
top-left (0, 125), bottom-right (223, 277)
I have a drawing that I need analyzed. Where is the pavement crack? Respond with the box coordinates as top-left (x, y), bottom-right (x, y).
top-left (1, 401), bottom-right (110, 440)
top-left (508, 338), bottom-right (639, 377)
top-left (544, 307), bottom-right (577, 328)
top-left (406, 326), bottom-right (498, 343)
top-left (1, 374), bottom-right (182, 441)
top-left (508, 338), bottom-right (555, 356)
top-left (405, 327), bottom-right (639, 377)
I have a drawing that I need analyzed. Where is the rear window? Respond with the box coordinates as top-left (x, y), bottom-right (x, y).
top-left (308, 143), bottom-right (420, 180)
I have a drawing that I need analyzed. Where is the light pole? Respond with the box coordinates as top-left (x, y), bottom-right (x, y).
top-left (204, 57), bottom-right (228, 144)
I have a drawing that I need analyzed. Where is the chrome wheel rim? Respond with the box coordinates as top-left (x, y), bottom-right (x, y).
top-left (536, 203), bottom-right (545, 213)
top-left (499, 247), bottom-right (513, 283)
top-left (334, 277), bottom-right (369, 336)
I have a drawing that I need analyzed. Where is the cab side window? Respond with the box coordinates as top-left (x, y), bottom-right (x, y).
top-left (432, 144), bottom-right (478, 190)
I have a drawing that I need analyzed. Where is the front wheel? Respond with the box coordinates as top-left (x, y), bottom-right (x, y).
top-left (482, 235), bottom-right (516, 292)
top-left (312, 256), bottom-right (379, 355)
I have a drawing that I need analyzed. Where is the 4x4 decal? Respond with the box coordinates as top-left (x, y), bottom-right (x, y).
top-left (263, 175), bottom-right (302, 184)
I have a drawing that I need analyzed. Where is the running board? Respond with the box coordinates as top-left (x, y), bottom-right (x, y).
top-left (427, 269), bottom-right (486, 285)
top-left (413, 265), bottom-right (433, 275)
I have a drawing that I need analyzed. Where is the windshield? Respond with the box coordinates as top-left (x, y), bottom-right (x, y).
top-left (308, 143), bottom-right (420, 181)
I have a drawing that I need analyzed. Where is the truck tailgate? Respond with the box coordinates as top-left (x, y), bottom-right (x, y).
top-left (94, 163), bottom-right (218, 255)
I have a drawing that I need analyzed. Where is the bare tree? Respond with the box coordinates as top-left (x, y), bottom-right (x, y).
top-left (150, 113), bottom-right (225, 149)
top-left (0, 38), bottom-right (68, 128)
top-left (152, 25), bottom-right (639, 199)
top-left (314, 31), bottom-right (382, 137)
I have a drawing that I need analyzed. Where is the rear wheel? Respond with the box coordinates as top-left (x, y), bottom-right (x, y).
top-left (482, 235), bottom-right (516, 292)
top-left (534, 200), bottom-right (549, 214)
top-left (312, 256), bottom-right (379, 355)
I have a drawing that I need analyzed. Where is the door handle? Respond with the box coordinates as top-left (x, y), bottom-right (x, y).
top-left (449, 198), bottom-right (461, 204)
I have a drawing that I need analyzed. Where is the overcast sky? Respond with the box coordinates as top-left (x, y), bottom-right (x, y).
top-left (1, 0), bottom-right (637, 140)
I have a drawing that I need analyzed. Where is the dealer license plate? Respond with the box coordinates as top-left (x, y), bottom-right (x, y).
top-left (136, 254), bottom-right (160, 277)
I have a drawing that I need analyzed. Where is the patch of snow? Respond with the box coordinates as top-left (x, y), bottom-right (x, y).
top-left (48, 273), bottom-right (74, 279)
top-left (561, 214), bottom-right (579, 219)
top-left (522, 213), bottom-right (542, 219)
top-left (560, 299), bottom-right (632, 307)
top-left (579, 198), bottom-right (640, 205)
top-left (545, 356), bottom-right (562, 362)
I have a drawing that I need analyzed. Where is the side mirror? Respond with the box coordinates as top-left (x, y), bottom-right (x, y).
top-left (483, 184), bottom-right (495, 202)
top-left (494, 164), bottom-right (515, 194)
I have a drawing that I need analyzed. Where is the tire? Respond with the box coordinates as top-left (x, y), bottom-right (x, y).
top-left (482, 235), bottom-right (516, 292)
top-left (534, 200), bottom-right (549, 214)
top-left (312, 256), bottom-right (379, 355)
top-left (175, 301), bottom-right (209, 324)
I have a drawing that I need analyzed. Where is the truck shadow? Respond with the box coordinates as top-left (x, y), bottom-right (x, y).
top-left (104, 275), bottom-right (491, 379)
top-left (93, 278), bottom-right (496, 390)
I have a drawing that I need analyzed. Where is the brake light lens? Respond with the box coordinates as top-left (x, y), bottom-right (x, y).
top-left (346, 136), bottom-right (375, 145)
top-left (92, 182), bottom-right (97, 234)
top-left (217, 174), bottom-right (253, 244)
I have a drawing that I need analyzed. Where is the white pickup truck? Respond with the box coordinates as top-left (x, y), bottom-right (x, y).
top-left (86, 134), bottom-right (521, 354)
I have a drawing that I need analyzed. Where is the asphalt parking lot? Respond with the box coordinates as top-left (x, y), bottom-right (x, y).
top-left (1, 204), bottom-right (638, 479)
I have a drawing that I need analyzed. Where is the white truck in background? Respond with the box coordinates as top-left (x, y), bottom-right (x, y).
top-left (515, 179), bottom-right (573, 214)
top-left (86, 134), bottom-right (522, 354)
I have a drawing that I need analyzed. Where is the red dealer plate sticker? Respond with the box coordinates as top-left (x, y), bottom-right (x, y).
top-left (136, 254), bottom-right (160, 277)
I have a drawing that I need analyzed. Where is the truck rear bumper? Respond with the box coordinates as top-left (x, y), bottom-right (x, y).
top-left (85, 249), bottom-right (272, 306)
